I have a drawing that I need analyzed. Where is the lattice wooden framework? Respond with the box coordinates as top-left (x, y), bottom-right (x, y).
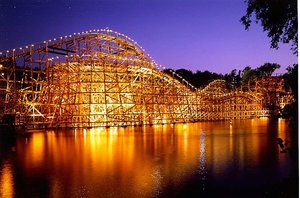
top-left (0, 29), bottom-right (290, 128)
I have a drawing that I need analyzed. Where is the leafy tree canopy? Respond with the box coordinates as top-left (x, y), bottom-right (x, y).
top-left (165, 63), bottom-right (281, 89)
top-left (256, 62), bottom-right (280, 77)
top-left (241, 66), bottom-right (255, 84)
top-left (241, 0), bottom-right (298, 54)
top-left (283, 64), bottom-right (298, 100)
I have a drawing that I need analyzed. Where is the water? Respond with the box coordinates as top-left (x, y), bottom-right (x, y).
top-left (0, 118), bottom-right (298, 197)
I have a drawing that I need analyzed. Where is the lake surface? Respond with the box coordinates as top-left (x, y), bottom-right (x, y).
top-left (0, 118), bottom-right (298, 197)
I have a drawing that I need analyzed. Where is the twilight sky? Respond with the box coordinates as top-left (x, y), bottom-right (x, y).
top-left (0, 0), bottom-right (297, 74)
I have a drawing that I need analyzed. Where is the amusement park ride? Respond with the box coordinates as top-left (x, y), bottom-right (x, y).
top-left (0, 29), bottom-right (294, 129)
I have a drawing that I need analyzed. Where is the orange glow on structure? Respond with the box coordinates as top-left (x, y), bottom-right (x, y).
top-left (1, 29), bottom-right (292, 129)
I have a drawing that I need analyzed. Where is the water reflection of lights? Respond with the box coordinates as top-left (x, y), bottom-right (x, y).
top-left (83, 128), bottom-right (87, 144)
top-left (88, 127), bottom-right (104, 135)
top-left (9, 120), bottom-right (289, 197)
top-left (151, 166), bottom-right (163, 197)
top-left (109, 127), bottom-right (118, 135)
top-left (74, 128), bottom-right (77, 143)
top-left (229, 124), bottom-right (233, 136)
top-left (229, 123), bottom-right (233, 154)
top-left (198, 129), bottom-right (206, 191)
top-left (0, 163), bottom-right (14, 198)
top-left (278, 118), bottom-right (288, 141)
top-left (31, 133), bottom-right (45, 165)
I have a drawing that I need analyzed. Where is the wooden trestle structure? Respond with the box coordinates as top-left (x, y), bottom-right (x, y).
top-left (0, 29), bottom-right (293, 128)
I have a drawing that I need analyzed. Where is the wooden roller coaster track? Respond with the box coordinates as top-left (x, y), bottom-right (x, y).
top-left (0, 29), bottom-right (293, 128)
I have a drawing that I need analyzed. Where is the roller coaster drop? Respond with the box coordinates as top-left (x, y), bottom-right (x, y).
top-left (0, 29), bottom-right (293, 128)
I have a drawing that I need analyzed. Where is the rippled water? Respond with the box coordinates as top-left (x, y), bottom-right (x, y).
top-left (0, 118), bottom-right (298, 197)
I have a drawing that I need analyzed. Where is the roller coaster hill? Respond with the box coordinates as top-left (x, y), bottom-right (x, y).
top-left (0, 29), bottom-right (294, 129)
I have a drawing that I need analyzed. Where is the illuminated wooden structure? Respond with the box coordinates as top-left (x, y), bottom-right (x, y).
top-left (0, 29), bottom-right (292, 128)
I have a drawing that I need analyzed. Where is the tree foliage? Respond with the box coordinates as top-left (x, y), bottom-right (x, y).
top-left (241, 0), bottom-right (298, 54)
top-left (224, 69), bottom-right (242, 90)
top-left (241, 66), bottom-right (255, 84)
top-left (256, 63), bottom-right (280, 77)
top-left (164, 62), bottom-right (280, 90)
top-left (193, 70), bottom-right (223, 88)
top-left (282, 64), bottom-right (298, 128)
top-left (283, 64), bottom-right (298, 101)
top-left (163, 68), bottom-right (223, 88)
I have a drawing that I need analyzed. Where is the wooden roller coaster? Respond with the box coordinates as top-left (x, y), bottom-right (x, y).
top-left (0, 29), bottom-right (294, 128)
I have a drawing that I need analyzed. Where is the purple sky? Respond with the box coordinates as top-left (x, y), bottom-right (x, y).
top-left (0, 0), bottom-right (297, 74)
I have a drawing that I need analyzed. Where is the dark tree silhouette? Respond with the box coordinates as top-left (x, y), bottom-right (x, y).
top-left (282, 64), bottom-right (298, 161)
top-left (241, 66), bottom-right (256, 84)
top-left (283, 64), bottom-right (298, 101)
top-left (241, 0), bottom-right (298, 54)
top-left (239, 63), bottom-right (280, 85)
top-left (256, 63), bottom-right (280, 77)
top-left (193, 70), bottom-right (222, 88)
top-left (223, 69), bottom-right (242, 90)
top-left (164, 68), bottom-right (223, 89)
top-left (175, 69), bottom-right (194, 84)
top-left (166, 63), bottom-right (282, 91)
